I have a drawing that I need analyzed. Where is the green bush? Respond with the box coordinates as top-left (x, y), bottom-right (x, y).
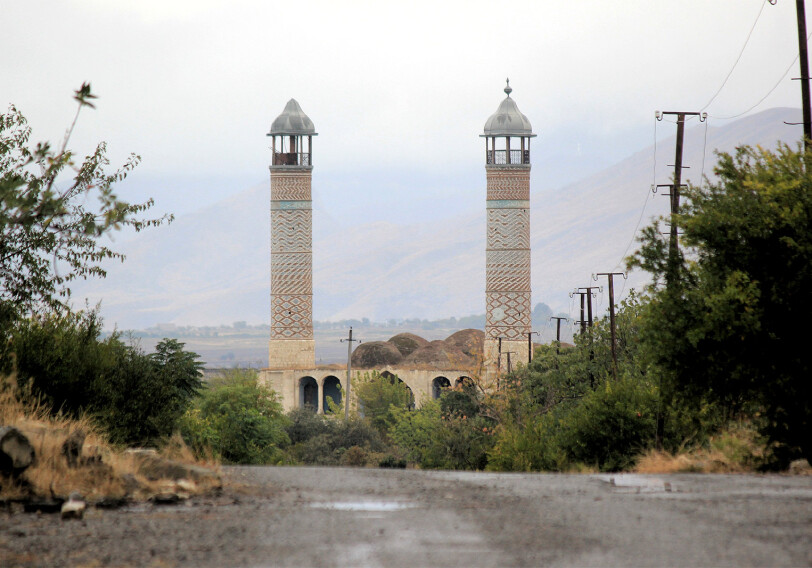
top-left (558, 376), bottom-right (658, 471)
top-left (354, 371), bottom-right (414, 434)
top-left (286, 412), bottom-right (387, 466)
top-left (13, 310), bottom-right (202, 446)
top-left (180, 369), bottom-right (289, 464)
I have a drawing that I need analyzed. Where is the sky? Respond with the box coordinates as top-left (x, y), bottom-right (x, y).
top-left (3, 0), bottom-right (808, 228)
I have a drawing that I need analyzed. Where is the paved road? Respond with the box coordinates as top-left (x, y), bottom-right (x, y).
top-left (2, 466), bottom-right (810, 567)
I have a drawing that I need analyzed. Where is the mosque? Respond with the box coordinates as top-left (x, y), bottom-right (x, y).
top-left (259, 81), bottom-right (535, 412)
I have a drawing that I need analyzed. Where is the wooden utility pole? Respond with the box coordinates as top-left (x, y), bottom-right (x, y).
top-left (577, 286), bottom-right (600, 387)
top-left (577, 286), bottom-right (600, 328)
top-left (655, 111), bottom-right (704, 286)
top-left (503, 351), bottom-right (516, 374)
top-left (549, 316), bottom-right (568, 354)
top-left (571, 290), bottom-right (587, 336)
top-left (796, 0), bottom-right (812, 150)
top-left (593, 272), bottom-right (626, 380)
top-left (340, 327), bottom-right (360, 422)
top-left (526, 331), bottom-right (539, 365)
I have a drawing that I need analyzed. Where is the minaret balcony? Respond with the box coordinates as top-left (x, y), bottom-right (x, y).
top-left (486, 149), bottom-right (530, 165)
top-left (272, 151), bottom-right (312, 166)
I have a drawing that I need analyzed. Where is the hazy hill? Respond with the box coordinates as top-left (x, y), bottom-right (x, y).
top-left (72, 108), bottom-right (802, 330)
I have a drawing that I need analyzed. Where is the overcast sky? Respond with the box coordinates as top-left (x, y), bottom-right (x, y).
top-left (3, 0), bottom-right (806, 224)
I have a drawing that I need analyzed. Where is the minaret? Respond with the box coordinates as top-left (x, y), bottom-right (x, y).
top-left (267, 99), bottom-right (317, 369)
top-left (481, 80), bottom-right (535, 376)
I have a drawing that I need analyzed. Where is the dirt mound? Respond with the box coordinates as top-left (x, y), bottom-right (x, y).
top-left (388, 333), bottom-right (430, 357)
top-left (351, 341), bottom-right (403, 368)
top-left (403, 340), bottom-right (474, 370)
top-left (444, 329), bottom-right (485, 359)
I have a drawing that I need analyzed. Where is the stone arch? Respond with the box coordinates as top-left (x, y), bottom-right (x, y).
top-left (299, 376), bottom-right (318, 411)
top-left (455, 376), bottom-right (473, 388)
top-left (432, 376), bottom-right (451, 399)
top-left (381, 370), bottom-right (415, 410)
top-left (322, 375), bottom-right (342, 413)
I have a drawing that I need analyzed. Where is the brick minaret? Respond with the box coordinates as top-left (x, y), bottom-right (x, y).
top-left (481, 80), bottom-right (535, 376)
top-left (267, 99), bottom-right (316, 369)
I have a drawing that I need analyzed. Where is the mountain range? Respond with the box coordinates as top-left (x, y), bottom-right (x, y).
top-left (71, 107), bottom-right (803, 331)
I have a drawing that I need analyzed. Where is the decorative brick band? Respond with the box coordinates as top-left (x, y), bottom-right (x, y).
top-left (271, 210), bottom-right (312, 253)
top-left (486, 200), bottom-right (529, 209)
top-left (271, 254), bottom-right (312, 295)
top-left (271, 171), bottom-right (312, 201)
top-left (486, 249), bottom-right (531, 292)
top-left (486, 168), bottom-right (530, 201)
top-left (271, 294), bottom-right (313, 340)
top-left (487, 209), bottom-right (529, 250)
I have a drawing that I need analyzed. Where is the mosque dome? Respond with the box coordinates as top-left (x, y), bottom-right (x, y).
top-left (268, 99), bottom-right (317, 136)
top-left (482, 80), bottom-right (535, 137)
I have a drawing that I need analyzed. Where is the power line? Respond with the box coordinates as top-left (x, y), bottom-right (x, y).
top-left (709, 31), bottom-right (812, 120)
top-left (699, 0), bottom-right (771, 111)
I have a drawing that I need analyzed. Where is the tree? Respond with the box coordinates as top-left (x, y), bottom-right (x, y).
top-left (630, 143), bottom-right (812, 464)
top-left (180, 370), bottom-right (290, 464)
top-left (0, 84), bottom-right (170, 344)
top-left (12, 309), bottom-right (204, 446)
top-left (353, 371), bottom-right (414, 434)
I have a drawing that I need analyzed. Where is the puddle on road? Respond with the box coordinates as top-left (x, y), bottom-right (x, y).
top-left (309, 501), bottom-right (416, 512)
top-left (596, 474), bottom-right (674, 494)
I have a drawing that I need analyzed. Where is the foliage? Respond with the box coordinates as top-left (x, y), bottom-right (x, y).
top-left (629, 143), bottom-right (812, 464)
top-left (390, 388), bottom-right (495, 470)
top-left (12, 309), bottom-right (202, 446)
top-left (285, 411), bottom-right (387, 466)
top-left (180, 369), bottom-right (290, 465)
top-left (353, 371), bottom-right (414, 434)
top-left (0, 85), bottom-right (170, 351)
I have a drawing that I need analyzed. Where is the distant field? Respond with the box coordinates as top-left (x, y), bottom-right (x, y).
top-left (126, 325), bottom-right (470, 368)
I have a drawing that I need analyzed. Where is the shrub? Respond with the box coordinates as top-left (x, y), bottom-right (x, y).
top-left (180, 369), bottom-right (289, 464)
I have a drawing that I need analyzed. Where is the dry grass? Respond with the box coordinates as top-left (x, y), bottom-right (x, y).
top-left (1, 376), bottom-right (220, 502)
top-left (635, 423), bottom-right (766, 474)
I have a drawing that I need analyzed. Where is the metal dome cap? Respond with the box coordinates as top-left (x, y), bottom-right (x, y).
top-left (268, 99), bottom-right (318, 136)
top-left (481, 79), bottom-right (535, 137)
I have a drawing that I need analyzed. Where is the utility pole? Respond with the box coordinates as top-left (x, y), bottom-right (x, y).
top-left (771, 0), bottom-right (812, 153)
top-left (655, 111), bottom-right (705, 287)
top-left (503, 351), bottom-right (516, 374)
top-left (340, 327), bottom-right (360, 422)
top-left (549, 316), bottom-right (568, 354)
top-left (593, 272), bottom-right (627, 380)
top-left (576, 285), bottom-right (600, 387)
top-left (497, 337), bottom-right (503, 372)
top-left (798, 0), bottom-right (812, 149)
top-left (526, 331), bottom-right (539, 365)
top-left (577, 286), bottom-right (600, 328)
top-left (570, 290), bottom-right (587, 336)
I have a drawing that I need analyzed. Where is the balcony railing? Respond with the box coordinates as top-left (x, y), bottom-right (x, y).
top-left (486, 149), bottom-right (530, 165)
top-left (272, 152), bottom-right (311, 166)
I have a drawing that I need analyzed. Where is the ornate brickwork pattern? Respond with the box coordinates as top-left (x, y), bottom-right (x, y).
top-left (271, 172), bottom-right (311, 201)
top-left (271, 210), bottom-right (311, 253)
top-left (486, 167), bottom-right (530, 201)
top-left (486, 164), bottom-right (532, 348)
top-left (270, 295), bottom-right (313, 340)
top-left (487, 209), bottom-right (529, 249)
top-left (271, 254), bottom-right (312, 295)
top-left (485, 292), bottom-right (531, 340)
top-left (270, 166), bottom-right (314, 349)
top-left (486, 250), bottom-right (531, 291)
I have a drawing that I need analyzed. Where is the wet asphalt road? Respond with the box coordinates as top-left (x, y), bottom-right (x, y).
top-left (1, 466), bottom-right (810, 567)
